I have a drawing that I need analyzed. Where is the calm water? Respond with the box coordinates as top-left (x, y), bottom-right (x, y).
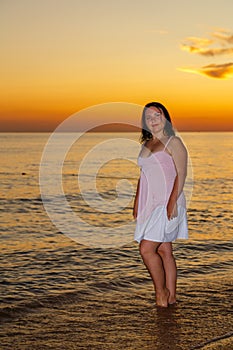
top-left (0, 132), bottom-right (232, 350)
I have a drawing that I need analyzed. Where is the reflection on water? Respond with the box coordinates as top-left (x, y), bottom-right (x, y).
top-left (0, 132), bottom-right (233, 349)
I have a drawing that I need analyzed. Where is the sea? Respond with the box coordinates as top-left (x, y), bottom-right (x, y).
top-left (0, 132), bottom-right (232, 350)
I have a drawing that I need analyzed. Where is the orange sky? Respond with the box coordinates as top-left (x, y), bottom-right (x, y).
top-left (1, 0), bottom-right (233, 131)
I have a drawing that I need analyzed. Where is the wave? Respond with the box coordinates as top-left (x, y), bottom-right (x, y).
top-left (0, 274), bottom-right (149, 322)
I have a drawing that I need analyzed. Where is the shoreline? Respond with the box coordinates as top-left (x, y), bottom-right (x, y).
top-left (1, 278), bottom-right (232, 350)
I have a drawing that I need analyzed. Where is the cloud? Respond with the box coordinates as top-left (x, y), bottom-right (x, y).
top-left (212, 29), bottom-right (233, 44)
top-left (181, 29), bottom-right (233, 56)
top-left (179, 29), bottom-right (233, 79)
top-left (179, 62), bottom-right (233, 79)
top-left (181, 44), bottom-right (233, 56)
top-left (182, 36), bottom-right (213, 47)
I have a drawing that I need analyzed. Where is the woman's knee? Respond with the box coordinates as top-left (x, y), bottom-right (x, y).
top-left (139, 240), bottom-right (159, 258)
top-left (158, 242), bottom-right (174, 259)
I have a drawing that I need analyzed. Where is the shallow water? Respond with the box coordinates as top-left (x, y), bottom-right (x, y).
top-left (0, 132), bottom-right (232, 349)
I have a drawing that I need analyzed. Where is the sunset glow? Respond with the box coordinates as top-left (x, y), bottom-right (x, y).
top-left (1, 0), bottom-right (233, 131)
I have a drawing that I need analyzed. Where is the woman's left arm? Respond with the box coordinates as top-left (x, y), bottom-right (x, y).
top-left (167, 137), bottom-right (188, 219)
top-left (171, 136), bottom-right (188, 199)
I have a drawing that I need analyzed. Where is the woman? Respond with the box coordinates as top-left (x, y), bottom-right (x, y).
top-left (133, 102), bottom-right (188, 307)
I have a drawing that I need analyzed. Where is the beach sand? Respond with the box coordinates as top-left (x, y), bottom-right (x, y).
top-left (200, 337), bottom-right (233, 350)
top-left (1, 277), bottom-right (232, 350)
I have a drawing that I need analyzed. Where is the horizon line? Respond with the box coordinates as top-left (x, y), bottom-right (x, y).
top-left (0, 130), bottom-right (232, 133)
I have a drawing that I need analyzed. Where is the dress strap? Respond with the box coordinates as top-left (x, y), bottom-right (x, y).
top-left (163, 136), bottom-right (173, 150)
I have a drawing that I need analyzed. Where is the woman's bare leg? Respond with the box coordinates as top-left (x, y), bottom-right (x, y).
top-left (157, 242), bottom-right (177, 304)
top-left (139, 239), bottom-right (170, 307)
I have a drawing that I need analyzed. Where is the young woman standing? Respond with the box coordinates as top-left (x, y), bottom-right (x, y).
top-left (133, 102), bottom-right (188, 307)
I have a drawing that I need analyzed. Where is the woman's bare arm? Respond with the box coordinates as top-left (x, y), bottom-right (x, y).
top-left (167, 137), bottom-right (187, 219)
top-left (171, 136), bottom-right (187, 197)
top-left (133, 178), bottom-right (140, 219)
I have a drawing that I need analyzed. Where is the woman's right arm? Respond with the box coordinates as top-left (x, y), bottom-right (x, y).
top-left (133, 178), bottom-right (140, 219)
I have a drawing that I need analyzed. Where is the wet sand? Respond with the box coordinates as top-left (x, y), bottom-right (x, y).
top-left (198, 337), bottom-right (233, 350)
top-left (201, 337), bottom-right (233, 349)
top-left (1, 277), bottom-right (232, 350)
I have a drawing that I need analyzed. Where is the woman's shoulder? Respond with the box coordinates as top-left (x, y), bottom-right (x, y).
top-left (169, 135), bottom-right (187, 153)
top-left (170, 135), bottom-right (184, 146)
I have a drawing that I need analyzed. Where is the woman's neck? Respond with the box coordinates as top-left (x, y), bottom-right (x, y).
top-left (151, 131), bottom-right (166, 140)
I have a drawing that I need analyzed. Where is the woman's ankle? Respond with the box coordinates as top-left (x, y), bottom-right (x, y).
top-left (168, 295), bottom-right (176, 304)
top-left (156, 288), bottom-right (170, 307)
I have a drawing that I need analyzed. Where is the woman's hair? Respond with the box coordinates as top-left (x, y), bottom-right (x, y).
top-left (140, 102), bottom-right (175, 143)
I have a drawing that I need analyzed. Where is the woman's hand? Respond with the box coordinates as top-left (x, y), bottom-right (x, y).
top-left (167, 200), bottom-right (178, 220)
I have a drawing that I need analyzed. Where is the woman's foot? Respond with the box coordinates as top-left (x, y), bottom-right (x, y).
top-left (168, 295), bottom-right (176, 305)
top-left (156, 288), bottom-right (170, 307)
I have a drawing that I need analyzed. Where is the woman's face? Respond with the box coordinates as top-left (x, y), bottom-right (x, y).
top-left (144, 107), bottom-right (166, 134)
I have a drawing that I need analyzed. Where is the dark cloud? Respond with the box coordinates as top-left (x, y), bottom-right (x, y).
top-left (180, 29), bottom-right (233, 79)
top-left (181, 45), bottom-right (233, 56)
top-left (212, 30), bottom-right (233, 44)
top-left (179, 62), bottom-right (233, 79)
top-left (181, 29), bottom-right (233, 57)
top-left (199, 62), bottom-right (233, 78)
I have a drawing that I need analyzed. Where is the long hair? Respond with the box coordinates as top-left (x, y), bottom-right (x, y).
top-left (140, 102), bottom-right (175, 143)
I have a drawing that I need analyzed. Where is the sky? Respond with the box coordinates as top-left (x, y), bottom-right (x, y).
top-left (1, 0), bottom-right (233, 131)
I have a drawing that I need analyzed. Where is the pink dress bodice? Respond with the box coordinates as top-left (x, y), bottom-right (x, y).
top-left (135, 137), bottom-right (188, 243)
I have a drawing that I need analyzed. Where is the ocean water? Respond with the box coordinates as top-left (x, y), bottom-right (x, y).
top-left (0, 132), bottom-right (232, 350)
